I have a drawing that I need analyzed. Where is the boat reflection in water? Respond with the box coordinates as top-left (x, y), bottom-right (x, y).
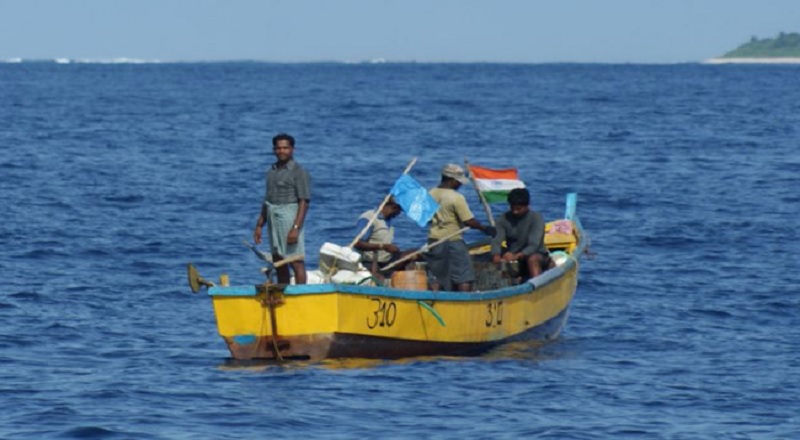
top-left (217, 338), bottom-right (561, 372)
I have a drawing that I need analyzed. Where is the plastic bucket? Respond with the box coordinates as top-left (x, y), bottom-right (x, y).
top-left (391, 270), bottom-right (427, 291)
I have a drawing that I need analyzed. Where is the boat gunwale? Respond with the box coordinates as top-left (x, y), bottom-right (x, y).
top-left (208, 215), bottom-right (584, 302)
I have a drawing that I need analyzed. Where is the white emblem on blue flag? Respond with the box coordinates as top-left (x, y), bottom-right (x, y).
top-left (390, 175), bottom-right (440, 228)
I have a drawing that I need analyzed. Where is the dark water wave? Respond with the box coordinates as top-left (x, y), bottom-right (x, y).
top-left (1, 63), bottom-right (799, 439)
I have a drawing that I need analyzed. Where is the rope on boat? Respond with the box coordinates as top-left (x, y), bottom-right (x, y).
top-left (417, 301), bottom-right (446, 327)
top-left (265, 287), bottom-right (285, 362)
top-left (357, 275), bottom-right (381, 286)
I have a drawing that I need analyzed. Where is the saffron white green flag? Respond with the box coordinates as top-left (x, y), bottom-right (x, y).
top-left (468, 165), bottom-right (526, 203)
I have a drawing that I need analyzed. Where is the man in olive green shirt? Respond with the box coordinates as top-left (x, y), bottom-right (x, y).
top-left (427, 164), bottom-right (495, 292)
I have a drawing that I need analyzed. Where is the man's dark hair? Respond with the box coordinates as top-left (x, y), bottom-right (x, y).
top-left (507, 188), bottom-right (530, 206)
top-left (272, 133), bottom-right (295, 147)
top-left (386, 197), bottom-right (402, 212)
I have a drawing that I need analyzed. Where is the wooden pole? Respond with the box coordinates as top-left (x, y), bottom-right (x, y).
top-left (273, 253), bottom-right (305, 268)
top-left (464, 157), bottom-right (495, 227)
top-left (380, 226), bottom-right (470, 272)
top-left (348, 157), bottom-right (417, 248)
top-left (325, 157), bottom-right (418, 280)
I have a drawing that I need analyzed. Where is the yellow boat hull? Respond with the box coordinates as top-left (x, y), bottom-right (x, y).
top-left (209, 255), bottom-right (579, 360)
top-left (202, 194), bottom-right (587, 360)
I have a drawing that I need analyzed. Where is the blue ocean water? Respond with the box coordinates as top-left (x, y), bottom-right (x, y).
top-left (1, 62), bottom-right (799, 439)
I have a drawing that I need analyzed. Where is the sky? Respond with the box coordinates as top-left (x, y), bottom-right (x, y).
top-left (1, 0), bottom-right (799, 63)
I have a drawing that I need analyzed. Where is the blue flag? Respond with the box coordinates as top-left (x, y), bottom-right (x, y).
top-left (390, 175), bottom-right (439, 228)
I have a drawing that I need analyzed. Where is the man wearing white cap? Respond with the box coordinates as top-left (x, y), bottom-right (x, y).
top-left (427, 164), bottom-right (496, 291)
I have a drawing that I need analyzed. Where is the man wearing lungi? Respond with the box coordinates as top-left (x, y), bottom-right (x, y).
top-left (253, 133), bottom-right (311, 284)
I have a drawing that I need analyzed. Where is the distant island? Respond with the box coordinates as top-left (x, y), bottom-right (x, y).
top-left (705, 32), bottom-right (800, 64)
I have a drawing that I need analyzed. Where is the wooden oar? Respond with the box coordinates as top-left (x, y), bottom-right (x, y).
top-left (243, 240), bottom-right (303, 268)
top-left (273, 253), bottom-right (304, 268)
top-left (243, 239), bottom-right (272, 262)
top-left (464, 157), bottom-right (495, 227)
top-left (380, 226), bottom-right (470, 272)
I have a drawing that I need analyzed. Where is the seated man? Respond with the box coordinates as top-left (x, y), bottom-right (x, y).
top-left (491, 188), bottom-right (553, 280)
top-left (354, 197), bottom-right (404, 272)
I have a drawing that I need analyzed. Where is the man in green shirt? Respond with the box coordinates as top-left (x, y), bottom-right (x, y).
top-left (427, 164), bottom-right (496, 292)
top-left (253, 133), bottom-right (311, 284)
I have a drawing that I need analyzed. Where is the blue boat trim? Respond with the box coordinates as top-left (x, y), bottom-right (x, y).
top-left (209, 286), bottom-right (259, 296)
top-left (208, 258), bottom-right (576, 301)
top-left (565, 192), bottom-right (577, 220)
top-left (232, 334), bottom-right (256, 345)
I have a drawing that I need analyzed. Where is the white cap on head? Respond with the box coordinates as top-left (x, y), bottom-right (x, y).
top-left (441, 163), bottom-right (469, 184)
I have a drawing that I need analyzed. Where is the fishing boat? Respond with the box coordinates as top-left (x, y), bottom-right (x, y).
top-left (187, 193), bottom-right (587, 361)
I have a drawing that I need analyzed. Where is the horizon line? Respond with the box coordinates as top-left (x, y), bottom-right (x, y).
top-left (1, 57), bottom-right (713, 65)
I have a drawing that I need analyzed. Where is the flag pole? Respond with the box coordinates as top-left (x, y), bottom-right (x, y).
top-left (464, 157), bottom-right (495, 227)
top-left (348, 157), bottom-right (417, 249)
top-left (324, 157), bottom-right (417, 281)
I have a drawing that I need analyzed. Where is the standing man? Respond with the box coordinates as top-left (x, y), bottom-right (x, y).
top-left (491, 188), bottom-right (552, 280)
top-left (253, 133), bottom-right (311, 284)
top-left (427, 164), bottom-right (496, 292)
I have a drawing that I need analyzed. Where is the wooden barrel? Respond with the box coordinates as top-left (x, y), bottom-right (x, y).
top-left (391, 270), bottom-right (427, 291)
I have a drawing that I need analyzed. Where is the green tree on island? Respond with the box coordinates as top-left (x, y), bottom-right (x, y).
top-left (723, 32), bottom-right (800, 58)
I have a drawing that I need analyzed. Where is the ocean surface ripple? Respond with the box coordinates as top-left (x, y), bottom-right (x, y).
top-left (1, 63), bottom-right (799, 439)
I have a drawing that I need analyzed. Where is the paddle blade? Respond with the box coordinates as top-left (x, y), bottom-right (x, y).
top-left (187, 263), bottom-right (208, 294)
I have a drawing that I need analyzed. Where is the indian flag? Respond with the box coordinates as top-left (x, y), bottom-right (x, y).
top-left (468, 165), bottom-right (526, 203)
